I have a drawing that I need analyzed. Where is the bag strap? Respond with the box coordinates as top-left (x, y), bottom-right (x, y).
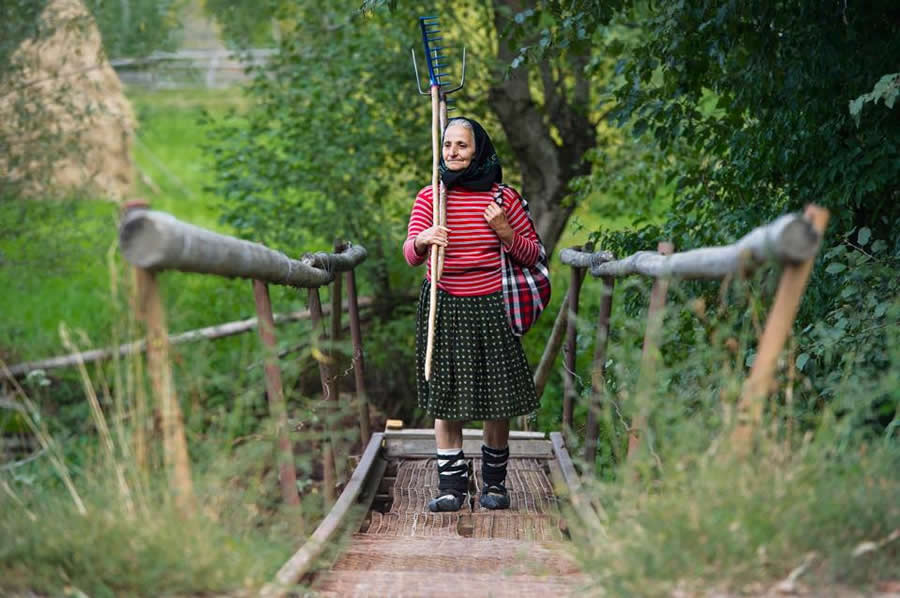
top-left (493, 183), bottom-right (506, 207)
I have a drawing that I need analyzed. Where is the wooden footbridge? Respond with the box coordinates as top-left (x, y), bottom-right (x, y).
top-left (3, 201), bottom-right (828, 597)
top-left (265, 428), bottom-right (590, 596)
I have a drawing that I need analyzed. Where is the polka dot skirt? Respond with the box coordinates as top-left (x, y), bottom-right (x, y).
top-left (415, 281), bottom-right (540, 420)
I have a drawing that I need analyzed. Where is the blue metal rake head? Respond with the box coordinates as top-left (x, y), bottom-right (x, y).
top-left (411, 15), bottom-right (466, 103)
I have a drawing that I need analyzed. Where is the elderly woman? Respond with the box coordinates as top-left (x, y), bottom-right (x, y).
top-left (403, 117), bottom-right (542, 512)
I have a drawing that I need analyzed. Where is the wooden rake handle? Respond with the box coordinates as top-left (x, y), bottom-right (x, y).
top-left (424, 85), bottom-right (443, 381)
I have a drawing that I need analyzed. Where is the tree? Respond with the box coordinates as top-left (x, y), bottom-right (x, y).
top-left (487, 0), bottom-right (597, 256)
top-left (509, 0), bottom-right (900, 432)
top-left (209, 0), bottom-right (603, 258)
top-left (511, 0), bottom-right (900, 246)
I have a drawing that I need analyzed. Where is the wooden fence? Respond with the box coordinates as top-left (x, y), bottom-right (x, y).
top-left (3, 201), bottom-right (831, 509)
top-left (537, 205), bottom-right (829, 463)
top-left (117, 201), bottom-right (370, 515)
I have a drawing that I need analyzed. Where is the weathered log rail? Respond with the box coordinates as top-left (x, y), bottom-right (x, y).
top-left (537, 206), bottom-right (829, 463)
top-left (113, 203), bottom-right (373, 514)
top-left (558, 212), bottom-right (821, 279)
top-left (119, 208), bottom-right (367, 285)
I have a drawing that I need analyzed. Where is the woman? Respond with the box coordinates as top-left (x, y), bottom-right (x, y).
top-left (403, 117), bottom-right (542, 512)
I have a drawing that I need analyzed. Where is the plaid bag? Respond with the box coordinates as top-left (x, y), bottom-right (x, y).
top-left (494, 184), bottom-right (552, 336)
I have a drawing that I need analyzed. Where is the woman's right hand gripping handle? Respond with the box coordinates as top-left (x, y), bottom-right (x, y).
top-left (414, 225), bottom-right (451, 255)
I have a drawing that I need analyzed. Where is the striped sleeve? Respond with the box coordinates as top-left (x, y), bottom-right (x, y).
top-left (403, 186), bottom-right (434, 267)
top-left (501, 186), bottom-right (541, 267)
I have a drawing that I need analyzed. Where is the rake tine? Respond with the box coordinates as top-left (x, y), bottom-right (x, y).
top-left (410, 48), bottom-right (430, 96)
top-left (442, 47), bottom-right (466, 95)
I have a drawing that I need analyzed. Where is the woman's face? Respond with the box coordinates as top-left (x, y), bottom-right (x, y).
top-left (442, 124), bottom-right (476, 171)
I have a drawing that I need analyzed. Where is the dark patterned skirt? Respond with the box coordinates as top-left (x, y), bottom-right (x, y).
top-left (415, 280), bottom-right (540, 420)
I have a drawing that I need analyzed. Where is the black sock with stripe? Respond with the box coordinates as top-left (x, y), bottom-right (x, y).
top-left (481, 444), bottom-right (509, 490)
top-left (436, 448), bottom-right (468, 496)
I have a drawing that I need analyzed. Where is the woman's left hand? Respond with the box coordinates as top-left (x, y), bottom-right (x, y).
top-left (484, 203), bottom-right (515, 245)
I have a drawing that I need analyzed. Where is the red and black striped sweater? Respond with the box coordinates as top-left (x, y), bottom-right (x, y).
top-left (403, 184), bottom-right (540, 296)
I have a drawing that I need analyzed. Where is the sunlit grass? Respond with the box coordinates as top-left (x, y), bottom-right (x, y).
top-left (560, 278), bottom-right (900, 596)
top-left (0, 86), bottom-right (260, 362)
top-left (129, 85), bottom-right (247, 228)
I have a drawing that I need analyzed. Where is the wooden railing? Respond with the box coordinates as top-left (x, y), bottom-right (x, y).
top-left (538, 205), bottom-right (829, 464)
top-left (117, 202), bottom-right (370, 515)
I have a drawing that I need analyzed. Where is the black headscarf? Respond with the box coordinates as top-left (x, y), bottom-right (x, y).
top-left (439, 117), bottom-right (503, 191)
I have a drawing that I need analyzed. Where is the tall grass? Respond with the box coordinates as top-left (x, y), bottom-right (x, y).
top-left (0, 244), bottom-right (364, 596)
top-left (563, 273), bottom-right (900, 596)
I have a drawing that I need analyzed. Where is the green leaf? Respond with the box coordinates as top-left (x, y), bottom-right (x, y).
top-left (825, 262), bottom-right (847, 274)
top-left (796, 353), bottom-right (809, 371)
top-left (874, 302), bottom-right (888, 318)
top-left (857, 227), bottom-right (871, 246)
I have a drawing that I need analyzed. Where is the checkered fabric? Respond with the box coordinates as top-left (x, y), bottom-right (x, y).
top-left (494, 185), bottom-right (552, 336)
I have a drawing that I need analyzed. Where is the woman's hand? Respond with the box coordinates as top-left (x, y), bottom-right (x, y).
top-left (415, 225), bottom-right (451, 255)
top-left (483, 203), bottom-right (514, 246)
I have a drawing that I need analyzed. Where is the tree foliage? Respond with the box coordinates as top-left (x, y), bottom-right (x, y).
top-left (509, 0), bottom-right (899, 431)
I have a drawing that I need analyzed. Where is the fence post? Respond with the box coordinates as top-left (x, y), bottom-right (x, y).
top-left (345, 266), bottom-right (371, 447)
top-left (252, 280), bottom-right (301, 507)
top-left (330, 240), bottom-right (344, 346)
top-left (627, 241), bottom-right (675, 461)
top-left (731, 205), bottom-right (829, 455)
top-left (308, 287), bottom-right (337, 503)
top-left (533, 293), bottom-right (570, 400)
top-left (135, 266), bottom-right (195, 515)
top-left (584, 276), bottom-right (615, 467)
top-left (562, 253), bottom-right (587, 430)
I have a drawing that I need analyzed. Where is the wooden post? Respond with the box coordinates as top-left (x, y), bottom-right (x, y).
top-left (135, 267), bottom-right (194, 515)
top-left (731, 205), bottom-right (829, 455)
top-left (345, 267), bottom-right (371, 447)
top-left (533, 293), bottom-right (570, 400)
top-left (330, 240), bottom-right (344, 346)
top-left (252, 280), bottom-right (300, 507)
top-left (627, 241), bottom-right (675, 460)
top-left (128, 265), bottom-right (149, 474)
top-left (308, 287), bottom-right (337, 503)
top-left (562, 260), bottom-right (587, 429)
top-left (584, 276), bottom-right (615, 467)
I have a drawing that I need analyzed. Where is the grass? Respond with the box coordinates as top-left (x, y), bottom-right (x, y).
top-left (0, 409), bottom-right (302, 598)
top-left (559, 277), bottom-right (900, 596)
top-left (129, 86), bottom-right (247, 227)
top-left (574, 441), bottom-right (899, 596)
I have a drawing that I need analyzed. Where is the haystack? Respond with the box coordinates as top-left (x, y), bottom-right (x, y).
top-left (0, 0), bottom-right (135, 201)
